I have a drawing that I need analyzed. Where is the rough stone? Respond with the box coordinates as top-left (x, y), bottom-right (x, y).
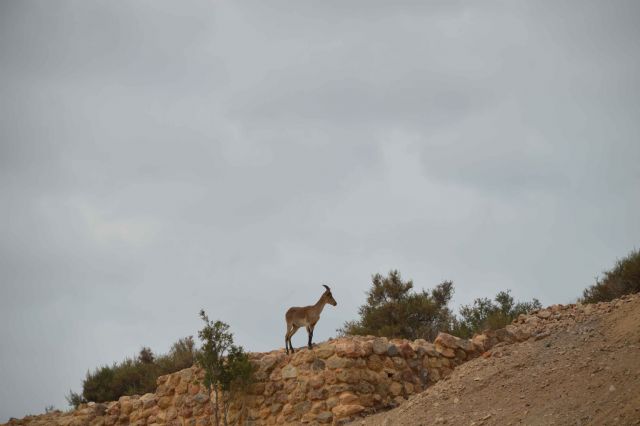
top-left (506, 324), bottom-right (531, 342)
top-left (392, 357), bottom-right (407, 369)
top-left (294, 400), bottom-right (311, 416)
top-left (309, 388), bottom-right (328, 400)
top-left (332, 404), bottom-right (365, 418)
top-left (260, 355), bottom-right (279, 372)
top-left (495, 328), bottom-right (517, 343)
top-left (336, 368), bottom-right (360, 384)
top-left (367, 354), bottom-right (383, 371)
top-left (339, 392), bottom-right (360, 405)
top-left (193, 393), bottom-right (209, 404)
top-left (281, 365), bottom-right (298, 379)
top-left (537, 310), bottom-right (552, 319)
top-left (158, 396), bottom-right (173, 410)
top-left (472, 334), bottom-right (489, 352)
top-left (398, 342), bottom-right (415, 358)
top-left (372, 338), bottom-right (389, 355)
top-left (389, 381), bottom-right (403, 396)
top-left (434, 332), bottom-right (459, 349)
top-left (326, 355), bottom-right (351, 369)
top-left (435, 343), bottom-right (456, 358)
top-left (315, 344), bottom-right (335, 359)
top-left (387, 344), bottom-right (399, 357)
top-left (336, 340), bottom-right (362, 358)
top-left (435, 332), bottom-right (475, 353)
top-left (312, 358), bottom-right (326, 371)
top-left (316, 411), bottom-right (333, 423)
top-left (140, 393), bottom-right (157, 410)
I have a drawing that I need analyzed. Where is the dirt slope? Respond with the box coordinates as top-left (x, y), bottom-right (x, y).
top-left (354, 294), bottom-right (640, 426)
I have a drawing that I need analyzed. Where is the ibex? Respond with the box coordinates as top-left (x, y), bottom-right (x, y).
top-left (285, 284), bottom-right (337, 354)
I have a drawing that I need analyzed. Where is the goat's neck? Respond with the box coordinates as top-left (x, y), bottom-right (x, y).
top-left (312, 295), bottom-right (327, 315)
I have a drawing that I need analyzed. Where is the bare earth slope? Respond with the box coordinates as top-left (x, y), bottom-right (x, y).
top-left (355, 294), bottom-right (640, 426)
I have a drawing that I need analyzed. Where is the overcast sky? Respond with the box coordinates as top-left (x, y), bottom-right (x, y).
top-left (1, 0), bottom-right (639, 421)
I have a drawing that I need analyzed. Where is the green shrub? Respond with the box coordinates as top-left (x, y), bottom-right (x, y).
top-left (340, 270), bottom-right (542, 341)
top-left (581, 248), bottom-right (640, 303)
top-left (65, 390), bottom-right (86, 409)
top-left (69, 336), bottom-right (198, 405)
top-left (338, 270), bottom-right (456, 341)
top-left (166, 336), bottom-right (198, 371)
top-left (452, 290), bottom-right (541, 338)
top-left (82, 365), bottom-right (117, 403)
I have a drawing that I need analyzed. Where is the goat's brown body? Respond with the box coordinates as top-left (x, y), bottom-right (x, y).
top-left (285, 286), bottom-right (337, 354)
top-left (286, 305), bottom-right (322, 327)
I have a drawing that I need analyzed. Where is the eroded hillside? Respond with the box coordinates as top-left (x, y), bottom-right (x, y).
top-left (355, 293), bottom-right (640, 426)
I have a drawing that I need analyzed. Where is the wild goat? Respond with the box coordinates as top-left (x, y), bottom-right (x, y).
top-left (285, 284), bottom-right (337, 354)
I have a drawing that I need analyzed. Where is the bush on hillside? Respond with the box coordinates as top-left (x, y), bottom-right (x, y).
top-left (338, 270), bottom-right (456, 341)
top-left (65, 390), bottom-right (86, 409)
top-left (452, 290), bottom-right (542, 338)
top-left (70, 336), bottom-right (198, 405)
top-left (340, 270), bottom-right (542, 341)
top-left (581, 248), bottom-right (640, 303)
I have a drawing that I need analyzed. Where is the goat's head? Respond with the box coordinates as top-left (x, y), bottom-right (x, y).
top-left (322, 284), bottom-right (337, 306)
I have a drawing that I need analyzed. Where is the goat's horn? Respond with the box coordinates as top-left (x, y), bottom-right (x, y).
top-left (322, 284), bottom-right (330, 291)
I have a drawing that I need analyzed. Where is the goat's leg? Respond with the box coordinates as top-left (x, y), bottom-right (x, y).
top-left (288, 325), bottom-right (300, 354)
top-left (285, 332), bottom-right (290, 355)
top-left (285, 324), bottom-right (295, 354)
top-left (307, 325), bottom-right (315, 349)
top-left (285, 324), bottom-right (291, 354)
top-left (285, 327), bottom-right (292, 354)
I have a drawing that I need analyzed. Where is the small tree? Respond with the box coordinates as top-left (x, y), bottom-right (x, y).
top-left (338, 270), bottom-right (456, 341)
top-left (65, 390), bottom-right (86, 409)
top-left (196, 309), bottom-right (253, 426)
top-left (138, 347), bottom-right (155, 364)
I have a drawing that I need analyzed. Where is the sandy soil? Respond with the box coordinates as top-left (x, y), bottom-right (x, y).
top-left (352, 295), bottom-right (640, 426)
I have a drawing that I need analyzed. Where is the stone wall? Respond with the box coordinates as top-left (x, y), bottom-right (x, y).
top-left (4, 334), bottom-right (483, 426)
top-left (7, 296), bottom-right (632, 426)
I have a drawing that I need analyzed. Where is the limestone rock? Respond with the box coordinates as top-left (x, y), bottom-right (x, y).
top-left (326, 355), bottom-right (351, 369)
top-left (505, 324), bottom-right (531, 341)
top-left (332, 404), bottom-right (365, 418)
top-left (435, 343), bottom-right (456, 358)
top-left (281, 365), bottom-right (298, 379)
top-left (316, 411), bottom-right (333, 423)
top-left (336, 340), bottom-right (362, 358)
top-left (315, 344), bottom-right (336, 359)
top-left (434, 332), bottom-right (459, 349)
top-left (372, 337), bottom-right (389, 355)
top-left (537, 310), bottom-right (552, 319)
top-left (472, 334), bottom-right (489, 352)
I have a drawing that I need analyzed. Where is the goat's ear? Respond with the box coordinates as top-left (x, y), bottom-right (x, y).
top-left (322, 284), bottom-right (331, 292)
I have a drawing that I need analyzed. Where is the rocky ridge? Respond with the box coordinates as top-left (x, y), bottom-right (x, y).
top-left (4, 294), bottom-right (639, 426)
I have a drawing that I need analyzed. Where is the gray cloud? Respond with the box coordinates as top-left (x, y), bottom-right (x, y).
top-left (1, 0), bottom-right (639, 421)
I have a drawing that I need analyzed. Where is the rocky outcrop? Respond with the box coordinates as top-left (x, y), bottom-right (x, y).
top-left (2, 335), bottom-right (481, 426)
top-left (5, 294), bottom-right (636, 426)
